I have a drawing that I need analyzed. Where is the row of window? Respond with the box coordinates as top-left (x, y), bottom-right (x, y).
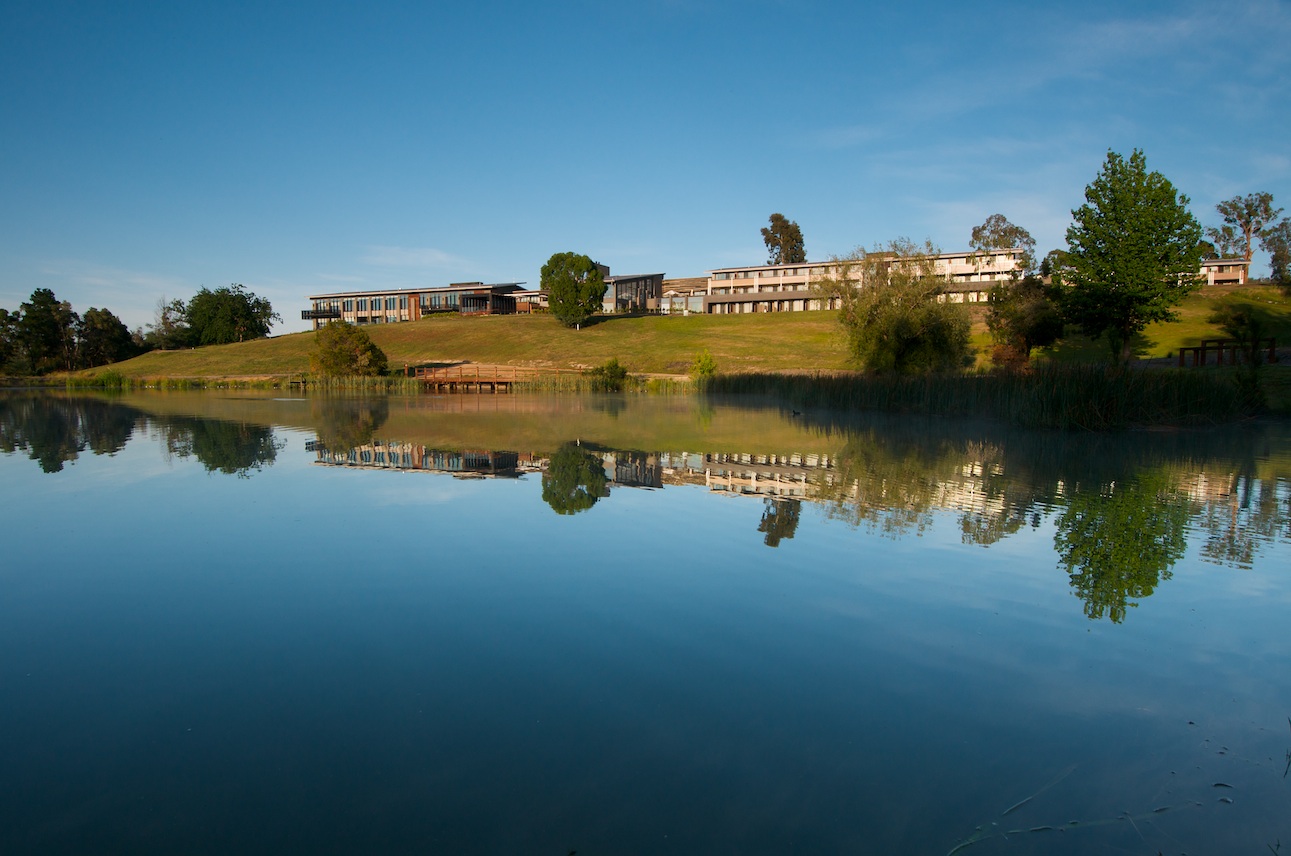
top-left (713, 268), bottom-right (813, 281)
top-left (316, 296), bottom-right (412, 312)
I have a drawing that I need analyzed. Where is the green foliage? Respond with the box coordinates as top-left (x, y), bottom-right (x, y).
top-left (1209, 192), bottom-right (1282, 264)
top-left (310, 320), bottom-right (389, 377)
top-left (186, 284), bottom-right (280, 345)
top-left (1260, 217), bottom-right (1291, 291)
top-left (1063, 149), bottom-right (1204, 363)
top-left (1054, 471), bottom-right (1189, 623)
top-left (79, 307), bottom-right (138, 368)
top-left (584, 357), bottom-right (630, 392)
top-left (690, 348), bottom-right (717, 381)
top-left (969, 213), bottom-right (1036, 276)
top-left (144, 297), bottom-right (192, 349)
top-left (1208, 297), bottom-right (1274, 410)
top-left (816, 238), bottom-right (971, 374)
top-left (985, 276), bottom-right (1064, 366)
top-left (541, 252), bottom-right (606, 329)
top-left (541, 442), bottom-right (608, 514)
top-left (18, 288), bottom-right (79, 373)
top-left (761, 213), bottom-right (806, 265)
top-left (0, 308), bottom-right (18, 372)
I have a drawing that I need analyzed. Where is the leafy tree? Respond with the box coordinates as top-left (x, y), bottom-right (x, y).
top-left (78, 307), bottom-right (137, 368)
top-left (1208, 192), bottom-right (1283, 264)
top-left (1206, 223), bottom-right (1243, 258)
top-left (758, 498), bottom-right (801, 547)
top-left (145, 296), bottom-right (192, 349)
top-left (541, 442), bottom-right (608, 514)
top-left (186, 284), bottom-right (280, 345)
top-left (815, 238), bottom-right (972, 374)
top-left (969, 213), bottom-right (1036, 276)
top-left (0, 308), bottom-right (18, 372)
top-left (761, 213), bottom-right (806, 265)
top-left (18, 288), bottom-right (79, 373)
top-left (690, 348), bottom-right (717, 382)
top-left (541, 252), bottom-right (606, 329)
top-left (1208, 298), bottom-right (1273, 410)
top-left (309, 320), bottom-right (388, 377)
top-left (985, 275), bottom-right (1063, 366)
top-left (1062, 149), bottom-right (1204, 364)
top-left (1259, 217), bottom-right (1291, 290)
top-left (1053, 472), bottom-right (1189, 623)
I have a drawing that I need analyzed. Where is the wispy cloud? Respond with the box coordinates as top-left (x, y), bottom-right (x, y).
top-left (361, 245), bottom-right (469, 269)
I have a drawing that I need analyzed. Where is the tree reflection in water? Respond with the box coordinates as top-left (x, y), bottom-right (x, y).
top-left (542, 442), bottom-right (608, 515)
top-left (310, 396), bottom-right (390, 452)
top-left (156, 416), bottom-right (284, 476)
top-left (758, 498), bottom-right (801, 547)
top-left (0, 393), bottom-right (139, 473)
top-left (1053, 471), bottom-right (1190, 623)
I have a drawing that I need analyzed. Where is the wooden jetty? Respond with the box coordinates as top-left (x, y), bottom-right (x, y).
top-left (407, 364), bottom-right (578, 393)
top-left (1177, 338), bottom-right (1277, 367)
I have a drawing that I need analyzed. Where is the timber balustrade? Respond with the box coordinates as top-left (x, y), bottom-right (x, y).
top-left (1177, 338), bottom-right (1277, 367)
top-left (405, 364), bottom-right (581, 393)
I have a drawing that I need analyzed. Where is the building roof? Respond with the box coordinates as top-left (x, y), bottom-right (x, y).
top-left (306, 282), bottom-right (525, 300)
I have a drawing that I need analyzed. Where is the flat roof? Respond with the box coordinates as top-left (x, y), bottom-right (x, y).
top-left (307, 282), bottom-right (524, 300)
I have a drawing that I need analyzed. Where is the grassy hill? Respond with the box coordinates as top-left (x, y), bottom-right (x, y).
top-left (77, 282), bottom-right (1291, 380)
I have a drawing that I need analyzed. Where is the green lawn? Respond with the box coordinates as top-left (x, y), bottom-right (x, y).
top-left (88, 310), bottom-right (852, 379)
top-left (76, 283), bottom-right (1291, 381)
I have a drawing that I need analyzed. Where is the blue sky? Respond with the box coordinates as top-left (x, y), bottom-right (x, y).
top-left (2, 0), bottom-right (1288, 333)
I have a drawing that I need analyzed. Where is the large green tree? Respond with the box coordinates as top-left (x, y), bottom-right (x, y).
top-left (78, 307), bottom-right (137, 368)
top-left (186, 284), bottom-right (280, 345)
top-left (1259, 217), bottom-right (1290, 290)
top-left (968, 213), bottom-right (1036, 276)
top-left (1207, 192), bottom-right (1282, 265)
top-left (309, 320), bottom-right (388, 377)
top-left (985, 275), bottom-right (1063, 366)
top-left (0, 308), bottom-right (18, 372)
top-left (1062, 149), bottom-right (1204, 363)
top-left (144, 296), bottom-right (192, 349)
top-left (761, 213), bottom-right (806, 265)
top-left (18, 288), bottom-right (79, 373)
top-left (541, 252), bottom-right (606, 329)
top-left (815, 238), bottom-right (972, 374)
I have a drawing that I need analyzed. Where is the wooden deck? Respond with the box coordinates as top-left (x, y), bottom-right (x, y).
top-left (407, 364), bottom-right (579, 393)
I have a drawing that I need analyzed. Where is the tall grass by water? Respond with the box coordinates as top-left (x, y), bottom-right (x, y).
top-left (705, 365), bottom-right (1252, 430)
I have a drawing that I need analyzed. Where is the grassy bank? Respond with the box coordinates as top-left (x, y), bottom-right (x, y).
top-left (60, 282), bottom-right (1287, 383)
top-left (81, 310), bottom-right (849, 380)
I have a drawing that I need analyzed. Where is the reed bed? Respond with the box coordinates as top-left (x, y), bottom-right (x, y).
top-left (705, 365), bottom-right (1251, 430)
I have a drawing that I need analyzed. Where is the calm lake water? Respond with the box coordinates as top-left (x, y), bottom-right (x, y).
top-left (2, 389), bottom-right (1289, 855)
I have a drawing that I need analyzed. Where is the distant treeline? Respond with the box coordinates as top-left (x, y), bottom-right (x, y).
top-left (0, 284), bottom-right (279, 376)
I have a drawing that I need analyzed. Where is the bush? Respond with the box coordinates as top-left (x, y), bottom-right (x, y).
top-left (309, 321), bottom-right (388, 377)
top-left (690, 349), bottom-right (718, 381)
top-left (585, 357), bottom-right (630, 392)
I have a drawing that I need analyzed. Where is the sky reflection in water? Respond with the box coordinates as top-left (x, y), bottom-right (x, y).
top-left (1, 390), bottom-right (1289, 855)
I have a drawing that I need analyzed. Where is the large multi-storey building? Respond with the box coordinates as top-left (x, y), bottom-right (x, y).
top-left (698, 249), bottom-right (1024, 315)
top-left (302, 282), bottom-right (525, 330)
